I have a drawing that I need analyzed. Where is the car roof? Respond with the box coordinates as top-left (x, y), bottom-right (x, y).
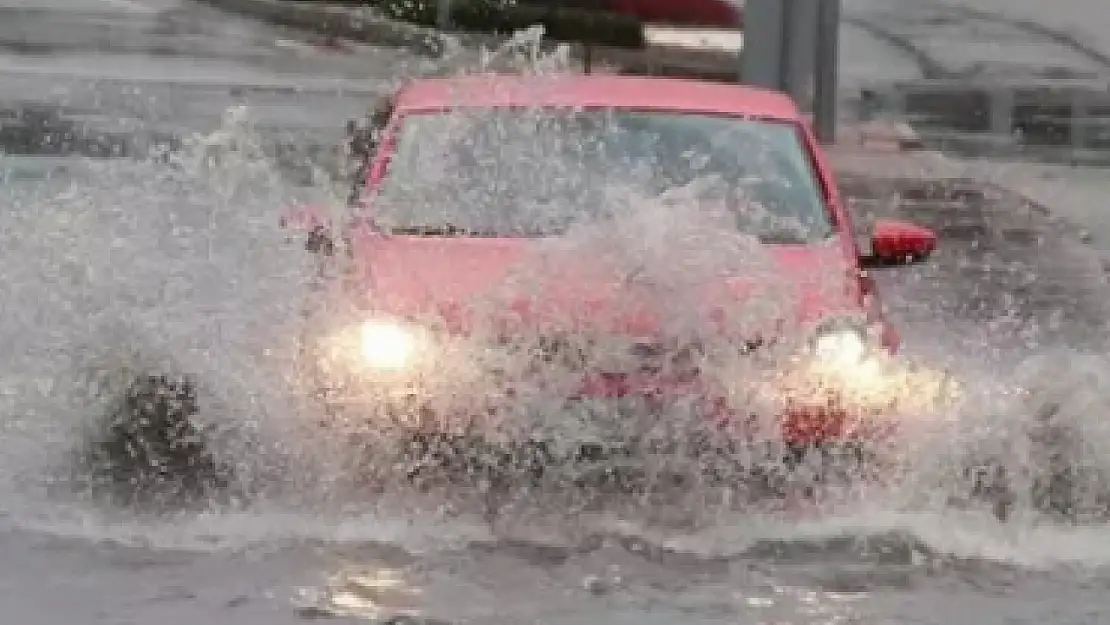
top-left (391, 74), bottom-right (801, 120)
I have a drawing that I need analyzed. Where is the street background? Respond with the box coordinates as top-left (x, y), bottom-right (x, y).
top-left (1, 1), bottom-right (1110, 623)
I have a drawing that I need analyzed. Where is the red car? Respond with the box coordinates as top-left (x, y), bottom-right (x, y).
top-left (288, 74), bottom-right (943, 492)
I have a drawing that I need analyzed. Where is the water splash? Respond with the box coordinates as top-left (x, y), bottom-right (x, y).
top-left (0, 33), bottom-right (1108, 575)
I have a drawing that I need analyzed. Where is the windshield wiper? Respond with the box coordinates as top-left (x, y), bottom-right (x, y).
top-left (388, 224), bottom-right (501, 237)
top-left (756, 230), bottom-right (813, 245)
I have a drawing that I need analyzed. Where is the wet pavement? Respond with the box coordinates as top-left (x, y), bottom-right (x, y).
top-left (842, 172), bottom-right (1109, 340)
top-left (0, 0), bottom-right (424, 170)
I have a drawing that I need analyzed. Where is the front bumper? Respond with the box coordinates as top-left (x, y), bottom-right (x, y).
top-left (301, 323), bottom-right (955, 456)
top-left (298, 318), bottom-right (962, 494)
top-left (766, 357), bottom-right (954, 445)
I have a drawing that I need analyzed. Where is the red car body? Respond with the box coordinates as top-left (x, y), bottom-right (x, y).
top-left (297, 75), bottom-right (938, 451)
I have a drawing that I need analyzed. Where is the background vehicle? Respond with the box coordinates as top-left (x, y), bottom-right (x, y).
top-left (532, 0), bottom-right (743, 27)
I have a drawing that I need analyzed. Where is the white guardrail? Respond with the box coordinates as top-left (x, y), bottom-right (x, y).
top-left (849, 77), bottom-right (1110, 166)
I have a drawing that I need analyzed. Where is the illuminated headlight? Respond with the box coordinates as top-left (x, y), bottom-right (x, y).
top-left (357, 319), bottom-right (423, 371)
top-left (812, 320), bottom-right (870, 367)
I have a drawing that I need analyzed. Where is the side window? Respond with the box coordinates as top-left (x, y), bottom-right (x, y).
top-left (346, 94), bottom-right (395, 206)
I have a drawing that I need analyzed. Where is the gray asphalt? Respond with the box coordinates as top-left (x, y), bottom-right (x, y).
top-left (2, 1), bottom-right (1110, 624)
top-left (842, 0), bottom-right (1110, 80)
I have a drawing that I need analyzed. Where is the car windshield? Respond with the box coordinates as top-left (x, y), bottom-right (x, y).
top-left (371, 107), bottom-right (834, 243)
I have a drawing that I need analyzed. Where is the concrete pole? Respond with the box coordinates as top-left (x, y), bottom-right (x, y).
top-left (740, 0), bottom-right (789, 91)
top-left (812, 0), bottom-right (841, 143)
top-left (785, 0), bottom-right (819, 112)
top-left (742, 0), bottom-right (840, 143)
top-left (437, 0), bottom-right (452, 30)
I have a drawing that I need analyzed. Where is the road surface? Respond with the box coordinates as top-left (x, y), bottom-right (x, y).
top-left (2, 1), bottom-right (1110, 624)
top-left (844, 0), bottom-right (1110, 77)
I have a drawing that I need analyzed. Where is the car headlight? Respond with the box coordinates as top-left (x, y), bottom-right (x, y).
top-left (812, 319), bottom-right (870, 367)
top-left (357, 319), bottom-right (423, 371)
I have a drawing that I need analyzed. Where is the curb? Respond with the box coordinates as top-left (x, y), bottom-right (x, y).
top-left (837, 119), bottom-right (926, 153)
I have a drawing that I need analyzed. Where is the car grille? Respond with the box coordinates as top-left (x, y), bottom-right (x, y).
top-left (500, 334), bottom-right (768, 376)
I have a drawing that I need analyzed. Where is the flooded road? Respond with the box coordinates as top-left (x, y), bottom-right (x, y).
top-left (3, 1), bottom-right (1110, 624)
top-left (0, 0), bottom-right (427, 169)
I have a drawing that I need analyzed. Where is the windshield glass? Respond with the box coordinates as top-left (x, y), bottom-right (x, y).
top-left (372, 108), bottom-right (834, 243)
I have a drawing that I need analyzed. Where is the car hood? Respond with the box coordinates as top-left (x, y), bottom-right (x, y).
top-left (348, 231), bottom-right (862, 337)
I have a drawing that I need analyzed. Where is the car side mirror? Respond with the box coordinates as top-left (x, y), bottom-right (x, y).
top-left (860, 218), bottom-right (937, 268)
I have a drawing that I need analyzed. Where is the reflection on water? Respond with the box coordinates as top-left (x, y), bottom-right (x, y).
top-left (291, 530), bottom-right (944, 624)
top-left (296, 566), bottom-right (425, 621)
